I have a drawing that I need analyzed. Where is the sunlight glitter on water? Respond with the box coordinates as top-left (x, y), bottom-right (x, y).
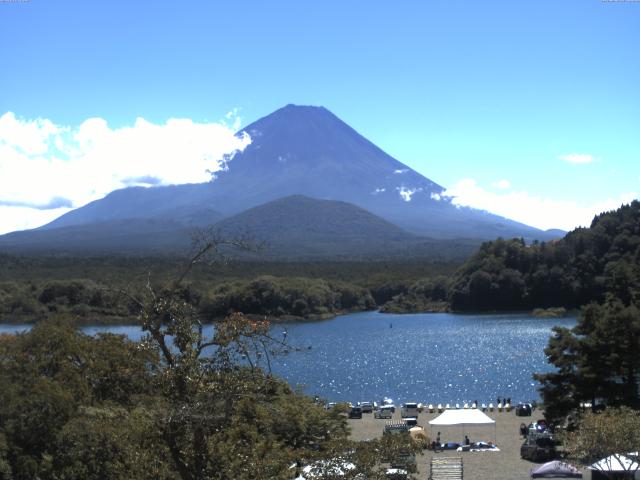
top-left (268, 311), bottom-right (576, 404)
top-left (0, 310), bottom-right (576, 405)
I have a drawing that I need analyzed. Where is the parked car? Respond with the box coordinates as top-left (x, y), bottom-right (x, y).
top-left (349, 406), bottom-right (363, 419)
top-left (401, 402), bottom-right (419, 418)
top-left (515, 403), bottom-right (532, 416)
top-left (520, 433), bottom-right (557, 462)
top-left (404, 417), bottom-right (418, 427)
top-left (381, 397), bottom-right (396, 412)
top-left (375, 405), bottom-right (394, 419)
top-left (359, 401), bottom-right (374, 413)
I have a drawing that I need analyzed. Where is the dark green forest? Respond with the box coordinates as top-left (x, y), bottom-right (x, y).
top-left (535, 299), bottom-right (640, 424)
top-left (516, 202), bottom-right (640, 424)
top-left (2, 201), bottom-right (640, 323)
top-left (446, 201), bottom-right (640, 311)
top-left (349, 201), bottom-right (640, 313)
top-left (0, 255), bottom-right (458, 324)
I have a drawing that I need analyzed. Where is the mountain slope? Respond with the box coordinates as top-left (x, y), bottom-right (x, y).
top-left (214, 195), bottom-right (413, 258)
top-left (3, 104), bottom-right (562, 255)
top-left (0, 219), bottom-right (193, 254)
top-left (208, 105), bottom-right (443, 212)
top-left (0, 196), bottom-right (478, 260)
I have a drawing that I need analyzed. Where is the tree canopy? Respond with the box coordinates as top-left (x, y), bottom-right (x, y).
top-left (534, 299), bottom-right (640, 424)
top-left (448, 201), bottom-right (640, 311)
top-left (0, 237), bottom-right (420, 480)
top-left (561, 407), bottom-right (640, 479)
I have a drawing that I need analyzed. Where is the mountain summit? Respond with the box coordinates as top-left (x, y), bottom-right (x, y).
top-left (210, 104), bottom-right (443, 211)
top-left (1, 104), bottom-right (559, 255)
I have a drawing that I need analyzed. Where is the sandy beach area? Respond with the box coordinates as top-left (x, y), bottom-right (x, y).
top-left (347, 407), bottom-right (587, 480)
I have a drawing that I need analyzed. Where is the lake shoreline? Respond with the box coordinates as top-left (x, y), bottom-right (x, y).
top-left (0, 306), bottom-right (578, 327)
top-left (1, 311), bottom-right (578, 402)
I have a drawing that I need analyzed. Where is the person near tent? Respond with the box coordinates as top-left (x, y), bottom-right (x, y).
top-left (428, 408), bottom-right (498, 448)
top-left (432, 431), bottom-right (441, 452)
top-left (519, 422), bottom-right (528, 437)
top-left (464, 435), bottom-right (470, 446)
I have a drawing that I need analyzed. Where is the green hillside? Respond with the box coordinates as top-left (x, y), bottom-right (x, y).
top-left (448, 201), bottom-right (640, 311)
top-left (213, 195), bottom-right (479, 260)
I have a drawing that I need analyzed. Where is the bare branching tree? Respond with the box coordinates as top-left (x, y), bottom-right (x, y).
top-left (120, 231), bottom-right (294, 480)
top-left (120, 229), bottom-right (420, 480)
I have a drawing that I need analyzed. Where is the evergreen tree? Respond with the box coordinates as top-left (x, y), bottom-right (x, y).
top-left (535, 299), bottom-right (640, 423)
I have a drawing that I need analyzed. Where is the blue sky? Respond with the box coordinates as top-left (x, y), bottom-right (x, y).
top-left (0, 0), bottom-right (639, 233)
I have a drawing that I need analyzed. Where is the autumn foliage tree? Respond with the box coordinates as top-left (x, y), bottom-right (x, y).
top-left (561, 407), bottom-right (640, 479)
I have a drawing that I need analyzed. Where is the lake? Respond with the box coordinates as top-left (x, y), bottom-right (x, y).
top-left (1, 311), bottom-right (576, 405)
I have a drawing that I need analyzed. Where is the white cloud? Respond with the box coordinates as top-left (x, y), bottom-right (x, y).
top-left (492, 179), bottom-right (511, 189)
top-left (558, 153), bottom-right (596, 164)
top-left (0, 111), bottom-right (251, 234)
top-left (0, 112), bottom-right (63, 156)
top-left (443, 178), bottom-right (637, 231)
top-left (0, 206), bottom-right (73, 233)
top-left (393, 168), bottom-right (408, 174)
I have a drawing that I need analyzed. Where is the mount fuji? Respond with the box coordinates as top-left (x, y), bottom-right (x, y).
top-left (0, 104), bottom-right (560, 257)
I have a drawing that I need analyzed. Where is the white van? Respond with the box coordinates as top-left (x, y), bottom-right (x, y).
top-left (401, 402), bottom-right (419, 418)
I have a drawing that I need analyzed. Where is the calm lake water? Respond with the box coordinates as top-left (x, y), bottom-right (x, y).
top-left (1, 311), bottom-right (576, 405)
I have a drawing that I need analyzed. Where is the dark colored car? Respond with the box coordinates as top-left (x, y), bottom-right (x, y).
top-left (520, 434), bottom-right (557, 462)
top-left (359, 401), bottom-right (374, 413)
top-left (515, 403), bottom-right (532, 416)
top-left (349, 406), bottom-right (363, 419)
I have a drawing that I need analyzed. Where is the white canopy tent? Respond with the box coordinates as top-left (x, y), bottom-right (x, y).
top-left (428, 409), bottom-right (497, 445)
top-left (429, 409), bottom-right (496, 427)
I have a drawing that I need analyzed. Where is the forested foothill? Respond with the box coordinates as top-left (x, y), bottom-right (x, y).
top-left (2, 202), bottom-right (640, 323)
top-left (447, 201), bottom-right (640, 311)
top-left (0, 254), bottom-right (459, 324)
